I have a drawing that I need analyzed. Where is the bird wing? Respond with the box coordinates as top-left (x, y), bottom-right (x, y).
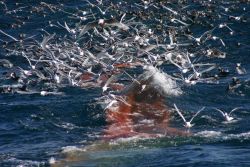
top-left (113, 95), bottom-right (131, 106)
top-left (123, 71), bottom-right (140, 84)
top-left (103, 74), bottom-right (120, 89)
top-left (174, 104), bottom-right (187, 122)
top-left (214, 108), bottom-right (225, 117)
top-left (200, 27), bottom-right (216, 39)
top-left (190, 107), bottom-right (205, 123)
top-left (64, 22), bottom-right (73, 33)
top-left (120, 13), bottom-right (126, 23)
top-left (166, 56), bottom-right (184, 71)
top-left (184, 52), bottom-right (192, 65)
top-left (41, 33), bottom-right (55, 49)
top-left (200, 65), bottom-right (216, 74)
top-left (79, 21), bottom-right (98, 36)
top-left (185, 34), bottom-right (196, 41)
top-left (229, 107), bottom-right (243, 115)
top-left (0, 59), bottom-right (13, 68)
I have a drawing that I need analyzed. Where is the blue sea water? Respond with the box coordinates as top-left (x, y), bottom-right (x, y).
top-left (0, 0), bottom-right (250, 166)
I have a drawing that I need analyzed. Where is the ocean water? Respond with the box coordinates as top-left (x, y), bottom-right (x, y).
top-left (0, 0), bottom-right (250, 166)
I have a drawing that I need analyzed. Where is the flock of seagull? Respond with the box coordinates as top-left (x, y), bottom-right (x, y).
top-left (173, 104), bottom-right (243, 129)
top-left (0, 0), bottom-right (249, 131)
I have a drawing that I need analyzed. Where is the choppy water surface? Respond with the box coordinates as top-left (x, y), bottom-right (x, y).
top-left (0, 0), bottom-right (250, 166)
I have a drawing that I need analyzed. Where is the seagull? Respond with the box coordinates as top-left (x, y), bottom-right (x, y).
top-left (79, 16), bottom-right (128, 36)
top-left (218, 67), bottom-right (230, 77)
top-left (185, 28), bottom-right (215, 45)
top-left (165, 53), bottom-right (189, 73)
top-left (54, 73), bottom-right (61, 84)
top-left (40, 91), bottom-right (64, 96)
top-left (221, 12), bottom-right (248, 22)
top-left (227, 77), bottom-right (241, 91)
top-left (0, 59), bottom-right (13, 68)
top-left (174, 104), bottom-right (205, 128)
top-left (161, 5), bottom-right (178, 15)
top-left (220, 6), bottom-right (230, 12)
top-left (102, 74), bottom-right (120, 92)
top-left (236, 63), bottom-right (247, 75)
top-left (18, 67), bottom-right (33, 76)
top-left (170, 72), bottom-right (196, 85)
top-left (57, 21), bottom-right (76, 35)
top-left (214, 107), bottom-right (242, 122)
top-left (211, 36), bottom-right (226, 47)
top-left (104, 93), bottom-right (131, 111)
top-left (104, 99), bottom-right (118, 111)
top-left (109, 94), bottom-right (131, 106)
top-left (0, 1), bottom-right (7, 10)
top-left (170, 18), bottom-right (189, 26)
top-left (21, 52), bottom-right (36, 70)
top-left (79, 20), bottom-right (102, 36)
top-left (134, 1), bottom-right (155, 10)
top-left (0, 28), bottom-right (18, 42)
top-left (104, 14), bottom-right (130, 31)
top-left (85, 0), bottom-right (111, 15)
top-left (123, 71), bottom-right (141, 85)
top-left (218, 23), bottom-right (234, 35)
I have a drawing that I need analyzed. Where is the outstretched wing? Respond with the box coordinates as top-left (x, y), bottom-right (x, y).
top-left (103, 74), bottom-right (121, 92)
top-left (190, 107), bottom-right (205, 123)
top-left (174, 104), bottom-right (187, 123)
top-left (198, 65), bottom-right (216, 74)
top-left (214, 108), bottom-right (225, 117)
top-left (229, 107), bottom-right (243, 115)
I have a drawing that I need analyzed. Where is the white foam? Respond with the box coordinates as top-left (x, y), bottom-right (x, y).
top-left (3, 157), bottom-right (45, 166)
top-left (195, 130), bottom-right (250, 141)
top-left (223, 131), bottom-right (250, 140)
top-left (195, 130), bottom-right (222, 138)
top-left (144, 65), bottom-right (182, 96)
top-left (139, 119), bottom-right (154, 124)
top-left (48, 157), bottom-right (56, 164)
top-left (61, 146), bottom-right (86, 153)
top-left (53, 122), bottom-right (81, 130)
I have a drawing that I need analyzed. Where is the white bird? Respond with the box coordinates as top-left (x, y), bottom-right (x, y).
top-left (186, 28), bottom-right (215, 44)
top-left (236, 63), bottom-right (247, 75)
top-left (174, 104), bottom-right (205, 128)
top-left (170, 18), bottom-right (189, 26)
top-left (141, 84), bottom-right (146, 92)
top-left (104, 99), bottom-right (118, 111)
top-left (21, 52), bottom-right (36, 70)
top-left (102, 74), bottom-right (119, 92)
top-left (57, 21), bottom-right (76, 34)
top-left (54, 74), bottom-right (61, 84)
top-left (18, 67), bottom-right (33, 76)
top-left (40, 91), bottom-right (63, 96)
top-left (221, 12), bottom-right (248, 21)
top-left (134, 2), bottom-right (154, 10)
top-left (0, 28), bottom-right (18, 42)
top-left (104, 93), bottom-right (130, 111)
top-left (105, 18), bottom-right (130, 31)
top-left (220, 6), bottom-right (230, 12)
top-left (109, 94), bottom-right (131, 106)
top-left (214, 107), bottom-right (242, 122)
top-left (218, 23), bottom-right (234, 34)
top-left (165, 53), bottom-right (189, 74)
top-left (170, 72), bottom-right (196, 85)
top-left (0, 59), bottom-right (13, 68)
top-left (123, 71), bottom-right (141, 85)
top-left (85, 0), bottom-right (111, 15)
top-left (162, 5), bottom-right (178, 15)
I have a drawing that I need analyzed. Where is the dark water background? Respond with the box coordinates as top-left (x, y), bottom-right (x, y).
top-left (0, 0), bottom-right (250, 166)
